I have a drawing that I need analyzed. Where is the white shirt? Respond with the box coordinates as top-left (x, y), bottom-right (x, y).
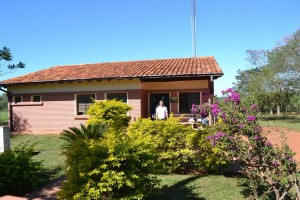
top-left (156, 105), bottom-right (168, 119)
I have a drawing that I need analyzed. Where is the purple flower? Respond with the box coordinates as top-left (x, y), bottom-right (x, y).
top-left (211, 103), bottom-right (221, 116)
top-left (229, 91), bottom-right (240, 102)
top-left (239, 123), bottom-right (245, 129)
top-left (242, 106), bottom-right (247, 112)
top-left (216, 132), bottom-right (227, 137)
top-left (221, 113), bottom-right (227, 122)
top-left (253, 135), bottom-right (260, 141)
top-left (250, 104), bottom-right (258, 110)
top-left (225, 88), bottom-right (233, 93)
top-left (272, 160), bottom-right (279, 167)
top-left (246, 115), bottom-right (256, 122)
top-left (254, 126), bottom-right (262, 133)
top-left (265, 141), bottom-right (273, 147)
top-left (232, 117), bottom-right (238, 123)
top-left (207, 132), bottom-right (228, 147)
top-left (191, 104), bottom-right (198, 114)
top-left (202, 92), bottom-right (209, 98)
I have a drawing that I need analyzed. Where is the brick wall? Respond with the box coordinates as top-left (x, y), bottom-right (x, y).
top-left (12, 93), bottom-right (84, 132)
top-left (11, 90), bottom-right (143, 132)
top-left (10, 88), bottom-right (209, 132)
top-left (128, 91), bottom-right (142, 121)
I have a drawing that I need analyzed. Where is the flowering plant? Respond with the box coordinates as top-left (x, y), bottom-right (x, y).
top-left (193, 88), bottom-right (299, 199)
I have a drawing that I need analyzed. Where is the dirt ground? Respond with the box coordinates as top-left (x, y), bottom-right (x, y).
top-left (1, 126), bottom-right (299, 200)
top-left (263, 126), bottom-right (300, 163)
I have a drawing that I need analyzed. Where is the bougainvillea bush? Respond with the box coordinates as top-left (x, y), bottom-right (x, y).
top-left (193, 88), bottom-right (300, 200)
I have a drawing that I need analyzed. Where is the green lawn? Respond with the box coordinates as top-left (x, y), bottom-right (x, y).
top-left (148, 174), bottom-right (247, 200)
top-left (259, 115), bottom-right (300, 132)
top-left (0, 109), bottom-right (8, 125)
top-left (10, 134), bottom-right (67, 180)
top-left (10, 134), bottom-right (248, 199)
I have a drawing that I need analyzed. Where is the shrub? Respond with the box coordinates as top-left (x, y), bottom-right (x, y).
top-left (194, 88), bottom-right (300, 199)
top-left (0, 143), bottom-right (43, 196)
top-left (87, 99), bottom-right (132, 131)
top-left (186, 128), bottom-right (229, 172)
top-left (60, 123), bottom-right (108, 148)
top-left (59, 124), bottom-right (159, 199)
top-left (129, 116), bottom-right (228, 174)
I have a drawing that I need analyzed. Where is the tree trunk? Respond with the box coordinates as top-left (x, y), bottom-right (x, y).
top-left (276, 105), bottom-right (280, 115)
top-left (270, 109), bottom-right (273, 115)
top-left (294, 175), bottom-right (300, 200)
top-left (274, 187), bottom-right (280, 200)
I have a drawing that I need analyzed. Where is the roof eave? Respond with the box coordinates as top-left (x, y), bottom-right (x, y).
top-left (0, 72), bottom-right (224, 87)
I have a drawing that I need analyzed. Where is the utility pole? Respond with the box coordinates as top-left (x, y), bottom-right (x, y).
top-left (191, 0), bottom-right (197, 57)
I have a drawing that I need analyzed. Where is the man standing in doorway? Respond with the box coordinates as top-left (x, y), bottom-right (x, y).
top-left (156, 100), bottom-right (168, 120)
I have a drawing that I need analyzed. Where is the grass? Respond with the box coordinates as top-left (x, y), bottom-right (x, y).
top-left (9, 134), bottom-right (248, 199)
top-left (147, 174), bottom-right (247, 200)
top-left (10, 134), bottom-right (67, 180)
top-left (0, 109), bottom-right (8, 125)
top-left (259, 114), bottom-right (300, 132)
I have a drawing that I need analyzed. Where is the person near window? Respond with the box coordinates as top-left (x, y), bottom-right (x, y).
top-left (155, 100), bottom-right (168, 120)
top-left (200, 114), bottom-right (209, 126)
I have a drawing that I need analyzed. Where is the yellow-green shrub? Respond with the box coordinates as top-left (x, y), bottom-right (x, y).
top-left (129, 116), bottom-right (195, 174)
top-left (87, 99), bottom-right (132, 131)
top-left (129, 116), bottom-right (229, 174)
top-left (186, 128), bottom-right (229, 172)
top-left (59, 125), bottom-right (159, 199)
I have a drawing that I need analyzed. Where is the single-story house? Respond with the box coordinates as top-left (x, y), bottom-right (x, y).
top-left (0, 56), bottom-right (223, 132)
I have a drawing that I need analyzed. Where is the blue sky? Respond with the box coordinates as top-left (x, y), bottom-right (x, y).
top-left (1, 0), bottom-right (299, 95)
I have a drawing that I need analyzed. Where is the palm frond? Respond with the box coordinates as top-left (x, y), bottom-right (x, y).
top-left (60, 123), bottom-right (108, 148)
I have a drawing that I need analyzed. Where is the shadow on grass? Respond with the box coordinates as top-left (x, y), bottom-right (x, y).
top-left (146, 175), bottom-right (205, 200)
top-left (25, 166), bottom-right (65, 200)
top-left (238, 179), bottom-right (294, 200)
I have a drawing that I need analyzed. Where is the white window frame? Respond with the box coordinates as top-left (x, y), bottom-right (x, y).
top-left (105, 92), bottom-right (128, 104)
top-left (31, 95), bottom-right (42, 102)
top-left (75, 93), bottom-right (97, 116)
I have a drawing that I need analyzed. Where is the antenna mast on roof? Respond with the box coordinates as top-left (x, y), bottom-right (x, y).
top-left (191, 0), bottom-right (197, 57)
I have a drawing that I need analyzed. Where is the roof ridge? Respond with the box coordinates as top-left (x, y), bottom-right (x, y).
top-left (52, 56), bottom-right (215, 68)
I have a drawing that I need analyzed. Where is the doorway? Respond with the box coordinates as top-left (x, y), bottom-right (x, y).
top-left (149, 93), bottom-right (170, 118)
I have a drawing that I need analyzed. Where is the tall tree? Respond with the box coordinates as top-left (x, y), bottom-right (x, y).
top-left (234, 29), bottom-right (300, 114)
top-left (0, 46), bottom-right (25, 76)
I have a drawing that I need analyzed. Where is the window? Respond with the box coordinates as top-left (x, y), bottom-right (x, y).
top-left (179, 92), bottom-right (200, 113)
top-left (106, 93), bottom-right (127, 103)
top-left (14, 96), bottom-right (22, 103)
top-left (32, 95), bottom-right (41, 102)
top-left (77, 94), bottom-right (95, 115)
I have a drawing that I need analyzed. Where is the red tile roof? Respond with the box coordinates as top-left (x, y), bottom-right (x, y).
top-left (0, 56), bottom-right (223, 85)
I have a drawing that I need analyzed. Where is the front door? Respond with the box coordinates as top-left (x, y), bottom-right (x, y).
top-left (149, 93), bottom-right (170, 118)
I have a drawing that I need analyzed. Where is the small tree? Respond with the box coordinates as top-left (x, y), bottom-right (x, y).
top-left (0, 46), bottom-right (25, 75)
top-left (193, 88), bottom-right (300, 199)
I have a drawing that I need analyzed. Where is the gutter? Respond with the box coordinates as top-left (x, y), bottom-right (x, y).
top-left (0, 87), bottom-right (13, 131)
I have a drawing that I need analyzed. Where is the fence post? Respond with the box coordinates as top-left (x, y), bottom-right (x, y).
top-left (0, 126), bottom-right (10, 153)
